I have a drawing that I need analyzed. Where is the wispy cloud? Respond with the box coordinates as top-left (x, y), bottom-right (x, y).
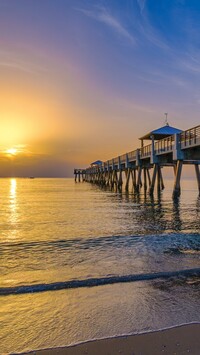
top-left (0, 60), bottom-right (37, 74)
top-left (118, 97), bottom-right (157, 114)
top-left (137, 0), bottom-right (146, 14)
top-left (76, 6), bottom-right (136, 44)
top-left (134, 2), bottom-right (170, 51)
top-left (148, 68), bottom-right (189, 89)
top-left (0, 49), bottom-right (47, 74)
top-left (137, 17), bottom-right (169, 51)
top-left (178, 51), bottom-right (200, 75)
top-left (143, 28), bottom-right (169, 50)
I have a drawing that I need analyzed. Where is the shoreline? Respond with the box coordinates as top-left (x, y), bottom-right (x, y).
top-left (26, 323), bottom-right (200, 355)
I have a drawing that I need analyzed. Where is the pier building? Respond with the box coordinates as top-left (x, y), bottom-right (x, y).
top-left (74, 123), bottom-right (200, 197)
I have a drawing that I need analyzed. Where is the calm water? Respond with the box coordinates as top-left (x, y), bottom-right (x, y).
top-left (0, 178), bottom-right (200, 354)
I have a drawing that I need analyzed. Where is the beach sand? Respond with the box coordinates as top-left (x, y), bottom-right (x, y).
top-left (28, 323), bottom-right (200, 355)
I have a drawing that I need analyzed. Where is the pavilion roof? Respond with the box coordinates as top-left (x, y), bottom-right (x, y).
top-left (91, 160), bottom-right (103, 166)
top-left (139, 124), bottom-right (182, 140)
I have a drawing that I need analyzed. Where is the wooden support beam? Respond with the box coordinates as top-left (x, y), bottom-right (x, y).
top-left (109, 171), bottom-right (111, 187)
top-left (118, 170), bottom-right (123, 190)
top-left (157, 166), bottom-right (161, 192)
top-left (101, 172), bottom-right (104, 186)
top-left (160, 168), bottom-right (165, 190)
top-left (107, 171), bottom-right (111, 187)
top-left (109, 171), bottom-right (113, 187)
top-left (173, 165), bottom-right (177, 175)
top-left (173, 160), bottom-right (183, 198)
top-left (143, 168), bottom-right (147, 191)
top-left (195, 164), bottom-right (200, 195)
top-left (113, 170), bottom-right (117, 188)
top-left (131, 169), bottom-right (137, 192)
top-left (130, 170), bottom-right (133, 191)
top-left (136, 167), bottom-right (142, 192)
top-left (149, 164), bottom-right (157, 195)
top-left (104, 171), bottom-right (107, 186)
top-left (125, 168), bottom-right (131, 191)
top-left (111, 171), bottom-right (115, 189)
top-left (133, 169), bottom-right (137, 191)
top-left (140, 174), bottom-right (143, 188)
top-left (114, 170), bottom-right (118, 187)
top-left (147, 169), bottom-right (151, 187)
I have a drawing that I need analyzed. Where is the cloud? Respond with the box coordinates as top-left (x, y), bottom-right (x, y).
top-left (134, 2), bottom-right (170, 51)
top-left (0, 60), bottom-right (37, 74)
top-left (77, 6), bottom-right (136, 44)
top-left (0, 49), bottom-right (47, 74)
top-left (118, 98), bottom-right (157, 114)
top-left (146, 68), bottom-right (189, 89)
top-left (137, 0), bottom-right (146, 14)
top-left (136, 16), bottom-right (169, 51)
top-left (76, 4), bottom-right (170, 51)
top-left (143, 28), bottom-right (169, 50)
top-left (179, 52), bottom-right (200, 75)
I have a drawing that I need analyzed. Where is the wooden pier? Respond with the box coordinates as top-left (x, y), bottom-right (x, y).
top-left (74, 124), bottom-right (200, 197)
top-left (74, 169), bottom-right (86, 182)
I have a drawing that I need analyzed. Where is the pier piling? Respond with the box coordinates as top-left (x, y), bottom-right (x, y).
top-left (195, 164), bottom-right (200, 195)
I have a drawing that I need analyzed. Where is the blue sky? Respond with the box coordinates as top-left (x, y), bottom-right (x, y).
top-left (0, 0), bottom-right (199, 176)
top-left (71, 0), bottom-right (200, 115)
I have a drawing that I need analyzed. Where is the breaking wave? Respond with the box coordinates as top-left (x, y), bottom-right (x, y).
top-left (1, 268), bottom-right (200, 296)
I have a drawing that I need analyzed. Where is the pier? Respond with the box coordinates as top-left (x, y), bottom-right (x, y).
top-left (74, 169), bottom-right (86, 182)
top-left (74, 124), bottom-right (200, 197)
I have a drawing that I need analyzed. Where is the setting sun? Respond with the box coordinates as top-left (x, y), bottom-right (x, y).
top-left (6, 148), bottom-right (18, 155)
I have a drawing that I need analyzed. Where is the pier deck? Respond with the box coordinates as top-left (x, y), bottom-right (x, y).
top-left (75, 124), bottom-right (200, 197)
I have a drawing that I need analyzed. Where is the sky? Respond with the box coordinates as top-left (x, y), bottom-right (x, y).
top-left (0, 0), bottom-right (200, 177)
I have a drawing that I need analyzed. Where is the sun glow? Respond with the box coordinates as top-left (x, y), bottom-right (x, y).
top-left (6, 148), bottom-right (18, 155)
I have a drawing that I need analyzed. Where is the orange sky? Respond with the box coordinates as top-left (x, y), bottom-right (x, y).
top-left (0, 1), bottom-right (199, 177)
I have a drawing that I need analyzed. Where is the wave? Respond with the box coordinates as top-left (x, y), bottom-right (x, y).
top-left (164, 247), bottom-right (200, 255)
top-left (0, 233), bottom-right (199, 250)
top-left (1, 268), bottom-right (200, 296)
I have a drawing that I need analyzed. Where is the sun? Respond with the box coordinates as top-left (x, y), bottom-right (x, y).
top-left (6, 148), bottom-right (18, 155)
top-left (4, 145), bottom-right (28, 157)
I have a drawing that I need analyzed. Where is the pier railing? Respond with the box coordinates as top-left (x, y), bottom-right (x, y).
top-left (119, 153), bottom-right (127, 163)
top-left (140, 144), bottom-right (151, 158)
top-left (155, 135), bottom-right (174, 155)
top-left (180, 125), bottom-right (200, 149)
top-left (127, 150), bottom-right (137, 161)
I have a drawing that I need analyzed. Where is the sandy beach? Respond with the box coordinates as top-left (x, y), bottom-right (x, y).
top-left (28, 323), bottom-right (200, 355)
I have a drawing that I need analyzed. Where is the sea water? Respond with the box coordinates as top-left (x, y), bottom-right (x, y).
top-left (0, 178), bottom-right (200, 354)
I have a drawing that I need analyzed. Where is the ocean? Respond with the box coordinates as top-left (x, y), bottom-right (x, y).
top-left (0, 178), bottom-right (200, 354)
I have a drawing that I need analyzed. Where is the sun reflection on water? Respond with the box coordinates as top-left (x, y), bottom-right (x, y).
top-left (9, 178), bottom-right (18, 234)
top-left (10, 178), bottom-right (17, 199)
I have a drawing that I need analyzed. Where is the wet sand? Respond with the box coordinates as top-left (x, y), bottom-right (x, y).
top-left (28, 323), bottom-right (200, 355)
